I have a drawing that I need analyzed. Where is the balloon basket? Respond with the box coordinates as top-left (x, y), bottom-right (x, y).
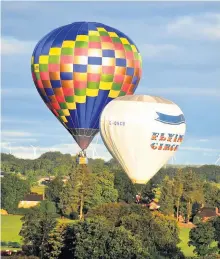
top-left (76, 157), bottom-right (88, 165)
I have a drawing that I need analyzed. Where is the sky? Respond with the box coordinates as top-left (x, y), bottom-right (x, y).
top-left (1, 1), bottom-right (220, 165)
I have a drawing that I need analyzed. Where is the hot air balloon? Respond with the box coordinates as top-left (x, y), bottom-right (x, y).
top-left (100, 95), bottom-right (186, 184)
top-left (31, 22), bottom-right (142, 153)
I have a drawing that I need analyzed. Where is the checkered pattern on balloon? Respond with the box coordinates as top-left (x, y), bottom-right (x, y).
top-left (31, 22), bottom-right (142, 150)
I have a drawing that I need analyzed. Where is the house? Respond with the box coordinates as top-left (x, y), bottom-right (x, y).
top-left (195, 207), bottom-right (220, 222)
top-left (18, 193), bottom-right (44, 209)
top-left (145, 199), bottom-right (160, 210)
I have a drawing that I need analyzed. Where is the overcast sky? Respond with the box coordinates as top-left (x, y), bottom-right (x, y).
top-left (1, 1), bottom-right (220, 165)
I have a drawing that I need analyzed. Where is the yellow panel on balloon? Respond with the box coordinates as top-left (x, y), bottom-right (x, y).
top-left (60, 116), bottom-right (67, 123)
top-left (109, 90), bottom-right (120, 98)
top-left (76, 35), bottom-right (89, 41)
top-left (131, 45), bottom-right (138, 52)
top-left (49, 48), bottom-right (61, 55)
top-left (97, 27), bottom-right (107, 32)
top-left (66, 103), bottom-right (76, 110)
top-left (62, 41), bottom-right (75, 48)
top-left (86, 88), bottom-right (99, 97)
top-left (99, 82), bottom-right (112, 90)
top-left (121, 38), bottom-right (129, 44)
top-left (75, 95), bottom-right (86, 103)
top-left (89, 30), bottom-right (99, 36)
top-left (62, 109), bottom-right (70, 116)
top-left (74, 73), bottom-right (87, 81)
top-left (109, 32), bottom-right (118, 37)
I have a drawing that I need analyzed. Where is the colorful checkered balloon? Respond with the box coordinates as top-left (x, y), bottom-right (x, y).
top-left (31, 22), bottom-right (142, 150)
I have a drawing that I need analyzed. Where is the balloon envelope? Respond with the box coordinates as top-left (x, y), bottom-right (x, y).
top-left (31, 22), bottom-right (142, 150)
top-left (100, 95), bottom-right (186, 184)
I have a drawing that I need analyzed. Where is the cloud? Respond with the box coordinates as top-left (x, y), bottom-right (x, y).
top-left (199, 139), bottom-right (209, 142)
top-left (1, 37), bottom-right (35, 55)
top-left (166, 13), bottom-right (220, 40)
top-left (1, 131), bottom-right (33, 138)
top-left (1, 88), bottom-right (36, 96)
top-left (137, 87), bottom-right (220, 97)
top-left (1, 138), bottom-right (112, 160)
top-left (180, 146), bottom-right (220, 152)
top-left (139, 43), bottom-right (180, 58)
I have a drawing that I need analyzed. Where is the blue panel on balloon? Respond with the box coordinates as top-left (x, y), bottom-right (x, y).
top-left (90, 90), bottom-right (109, 129)
top-left (85, 97), bottom-right (96, 128)
top-left (70, 109), bottom-right (80, 129)
top-left (76, 103), bottom-right (87, 129)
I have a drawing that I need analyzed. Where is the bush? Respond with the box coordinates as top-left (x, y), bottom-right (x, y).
top-left (193, 216), bottom-right (201, 225)
top-left (1, 241), bottom-right (7, 246)
top-left (69, 211), bottom-right (79, 220)
top-left (7, 242), bottom-right (21, 248)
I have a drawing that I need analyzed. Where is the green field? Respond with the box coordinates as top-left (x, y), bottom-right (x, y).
top-left (178, 227), bottom-right (195, 257)
top-left (1, 215), bottom-right (23, 249)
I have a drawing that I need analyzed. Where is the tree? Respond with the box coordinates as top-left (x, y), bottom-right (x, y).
top-left (46, 176), bottom-right (64, 213)
top-left (182, 170), bottom-right (204, 223)
top-left (1, 174), bottom-right (30, 213)
top-left (20, 201), bottom-right (57, 258)
top-left (105, 226), bottom-right (150, 259)
top-left (60, 217), bottom-right (150, 259)
top-left (159, 176), bottom-right (174, 216)
top-left (44, 223), bottom-right (66, 259)
top-left (59, 166), bottom-right (118, 219)
top-left (113, 170), bottom-right (136, 203)
top-left (172, 169), bottom-right (184, 221)
top-left (212, 216), bottom-right (220, 251)
top-left (203, 183), bottom-right (220, 208)
top-left (189, 222), bottom-right (218, 256)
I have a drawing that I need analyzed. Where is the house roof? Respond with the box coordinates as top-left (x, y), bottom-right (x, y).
top-left (22, 194), bottom-right (43, 201)
top-left (196, 207), bottom-right (218, 218)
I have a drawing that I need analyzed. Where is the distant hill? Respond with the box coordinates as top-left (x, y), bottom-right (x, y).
top-left (1, 152), bottom-right (220, 184)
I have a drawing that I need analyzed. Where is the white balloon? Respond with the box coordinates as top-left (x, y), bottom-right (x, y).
top-left (100, 95), bottom-right (186, 184)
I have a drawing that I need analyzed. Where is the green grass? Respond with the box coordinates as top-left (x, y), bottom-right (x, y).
top-left (1, 246), bottom-right (21, 251)
top-left (1, 215), bottom-right (23, 250)
top-left (178, 227), bottom-right (195, 257)
top-left (31, 185), bottom-right (46, 195)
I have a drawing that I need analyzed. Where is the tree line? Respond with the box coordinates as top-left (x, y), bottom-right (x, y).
top-left (1, 152), bottom-right (220, 258)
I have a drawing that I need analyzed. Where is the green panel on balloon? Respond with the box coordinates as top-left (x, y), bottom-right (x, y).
top-left (58, 110), bottom-right (64, 116)
top-left (111, 37), bottom-right (122, 43)
top-left (119, 91), bottom-right (126, 96)
top-left (60, 103), bottom-right (68, 109)
top-left (75, 41), bottom-right (88, 48)
top-left (35, 73), bottom-right (41, 80)
top-left (87, 82), bottom-right (100, 89)
top-left (112, 83), bottom-right (122, 91)
top-left (89, 36), bottom-right (100, 42)
top-left (99, 31), bottom-right (109, 36)
top-left (124, 45), bottom-right (133, 51)
top-left (39, 64), bottom-right (48, 72)
top-left (75, 88), bottom-right (86, 96)
top-left (65, 96), bottom-right (75, 102)
top-left (134, 53), bottom-right (139, 59)
top-left (61, 48), bottom-right (73, 55)
top-left (101, 74), bottom-right (114, 82)
top-left (49, 56), bottom-right (60, 64)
